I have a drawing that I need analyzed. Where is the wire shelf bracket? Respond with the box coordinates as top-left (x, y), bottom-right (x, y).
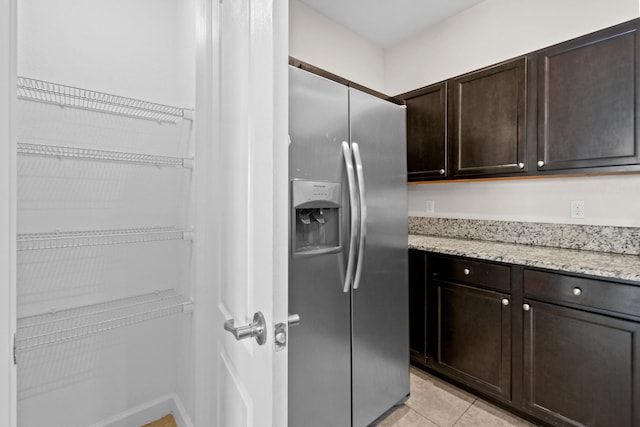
top-left (15, 290), bottom-right (194, 353)
top-left (17, 76), bottom-right (193, 123)
top-left (17, 142), bottom-right (194, 168)
top-left (17, 227), bottom-right (195, 251)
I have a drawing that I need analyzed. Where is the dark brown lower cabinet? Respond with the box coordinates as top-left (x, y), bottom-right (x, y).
top-left (522, 299), bottom-right (640, 427)
top-left (409, 251), bottom-right (640, 427)
top-left (433, 280), bottom-right (511, 401)
top-left (409, 249), bottom-right (428, 367)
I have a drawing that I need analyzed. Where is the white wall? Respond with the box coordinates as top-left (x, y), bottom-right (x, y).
top-left (385, 0), bottom-right (640, 95)
top-left (409, 175), bottom-right (640, 227)
top-left (289, 0), bottom-right (385, 92)
top-left (17, 0), bottom-right (195, 106)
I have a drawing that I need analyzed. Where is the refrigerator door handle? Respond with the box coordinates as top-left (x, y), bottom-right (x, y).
top-left (351, 142), bottom-right (367, 290)
top-left (342, 141), bottom-right (359, 293)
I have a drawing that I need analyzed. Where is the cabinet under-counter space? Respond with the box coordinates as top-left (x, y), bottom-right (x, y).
top-left (408, 218), bottom-right (640, 427)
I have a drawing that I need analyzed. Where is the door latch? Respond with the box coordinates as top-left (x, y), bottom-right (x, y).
top-left (274, 313), bottom-right (301, 351)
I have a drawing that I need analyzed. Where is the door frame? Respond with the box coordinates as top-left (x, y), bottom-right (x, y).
top-left (0, 0), bottom-right (17, 425)
top-left (193, 0), bottom-right (219, 425)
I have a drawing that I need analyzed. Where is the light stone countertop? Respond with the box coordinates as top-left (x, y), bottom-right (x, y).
top-left (409, 234), bottom-right (640, 283)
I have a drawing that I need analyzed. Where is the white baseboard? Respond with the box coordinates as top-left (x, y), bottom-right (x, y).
top-left (89, 393), bottom-right (195, 427)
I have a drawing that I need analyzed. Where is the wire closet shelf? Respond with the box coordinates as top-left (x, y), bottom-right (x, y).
top-left (17, 142), bottom-right (194, 168)
top-left (17, 76), bottom-right (193, 123)
top-left (17, 226), bottom-right (194, 251)
top-left (15, 290), bottom-right (194, 352)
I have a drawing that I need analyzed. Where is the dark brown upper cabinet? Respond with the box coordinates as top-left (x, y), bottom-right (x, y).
top-left (405, 82), bottom-right (447, 181)
top-left (451, 57), bottom-right (527, 177)
top-left (403, 18), bottom-right (640, 182)
top-left (537, 20), bottom-right (640, 172)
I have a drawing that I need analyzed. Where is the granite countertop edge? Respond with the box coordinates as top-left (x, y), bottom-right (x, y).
top-left (408, 234), bottom-right (640, 283)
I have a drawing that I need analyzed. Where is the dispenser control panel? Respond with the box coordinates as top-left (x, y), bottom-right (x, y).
top-left (293, 180), bottom-right (341, 205)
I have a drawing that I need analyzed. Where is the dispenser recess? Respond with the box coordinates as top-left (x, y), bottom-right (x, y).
top-left (291, 180), bottom-right (341, 256)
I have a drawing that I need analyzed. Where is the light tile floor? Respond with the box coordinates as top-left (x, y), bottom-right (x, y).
top-left (374, 367), bottom-right (540, 427)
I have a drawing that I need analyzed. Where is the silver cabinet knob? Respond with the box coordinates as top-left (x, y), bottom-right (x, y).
top-left (523, 303), bottom-right (531, 311)
top-left (224, 311), bottom-right (266, 345)
top-left (463, 268), bottom-right (470, 276)
top-left (439, 169), bottom-right (445, 175)
top-left (501, 298), bottom-right (510, 306)
top-left (537, 160), bottom-right (545, 167)
top-left (572, 287), bottom-right (582, 296)
top-left (518, 163), bottom-right (525, 169)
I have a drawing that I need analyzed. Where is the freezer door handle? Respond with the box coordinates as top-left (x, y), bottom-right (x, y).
top-left (223, 311), bottom-right (267, 345)
top-left (342, 141), bottom-right (359, 293)
top-left (351, 142), bottom-right (367, 290)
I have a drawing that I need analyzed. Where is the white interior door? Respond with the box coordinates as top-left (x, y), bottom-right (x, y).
top-left (200, 0), bottom-right (289, 426)
top-left (0, 0), bottom-right (17, 425)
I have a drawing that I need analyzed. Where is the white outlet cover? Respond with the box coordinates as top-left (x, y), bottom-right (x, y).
top-left (570, 200), bottom-right (585, 218)
top-left (426, 200), bottom-right (435, 214)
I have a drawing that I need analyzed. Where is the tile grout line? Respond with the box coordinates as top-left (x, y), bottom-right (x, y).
top-left (450, 397), bottom-right (477, 427)
top-left (408, 406), bottom-right (445, 427)
top-left (405, 401), bottom-right (443, 427)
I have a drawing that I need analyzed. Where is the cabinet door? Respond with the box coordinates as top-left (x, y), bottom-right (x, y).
top-left (537, 20), bottom-right (640, 172)
top-left (523, 300), bottom-right (640, 427)
top-left (405, 82), bottom-right (447, 181)
top-left (409, 250), bottom-right (428, 367)
top-left (451, 58), bottom-right (527, 177)
top-left (434, 280), bottom-right (511, 400)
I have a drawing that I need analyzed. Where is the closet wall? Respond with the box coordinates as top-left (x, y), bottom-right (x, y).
top-left (15, 0), bottom-right (197, 425)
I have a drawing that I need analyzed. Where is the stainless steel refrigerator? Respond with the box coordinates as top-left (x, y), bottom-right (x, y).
top-left (288, 65), bottom-right (409, 427)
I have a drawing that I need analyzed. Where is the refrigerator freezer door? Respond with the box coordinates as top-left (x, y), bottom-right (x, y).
top-left (349, 88), bottom-right (409, 427)
top-left (288, 66), bottom-right (352, 427)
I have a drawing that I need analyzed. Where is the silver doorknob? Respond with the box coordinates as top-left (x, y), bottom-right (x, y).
top-left (572, 287), bottom-right (582, 296)
top-left (537, 160), bottom-right (545, 167)
top-left (518, 163), bottom-right (525, 169)
top-left (439, 169), bottom-right (445, 175)
top-left (501, 298), bottom-right (510, 306)
top-left (463, 268), bottom-right (470, 276)
top-left (224, 311), bottom-right (267, 345)
top-left (523, 303), bottom-right (531, 311)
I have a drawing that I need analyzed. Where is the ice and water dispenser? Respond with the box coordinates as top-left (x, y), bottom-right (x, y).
top-left (291, 180), bottom-right (341, 255)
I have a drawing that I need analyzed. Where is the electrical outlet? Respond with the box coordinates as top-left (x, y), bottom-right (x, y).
top-left (426, 200), bottom-right (435, 214)
top-left (571, 200), bottom-right (585, 218)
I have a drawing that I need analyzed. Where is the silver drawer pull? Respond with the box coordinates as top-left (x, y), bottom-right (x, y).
top-left (463, 268), bottom-right (470, 276)
top-left (501, 298), bottom-right (510, 306)
top-left (523, 303), bottom-right (531, 311)
top-left (572, 287), bottom-right (582, 296)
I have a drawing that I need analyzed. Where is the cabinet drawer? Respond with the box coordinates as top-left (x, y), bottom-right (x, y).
top-left (431, 255), bottom-right (510, 292)
top-left (524, 269), bottom-right (640, 318)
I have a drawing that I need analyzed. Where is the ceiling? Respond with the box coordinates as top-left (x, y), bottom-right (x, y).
top-left (298, 0), bottom-right (484, 48)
